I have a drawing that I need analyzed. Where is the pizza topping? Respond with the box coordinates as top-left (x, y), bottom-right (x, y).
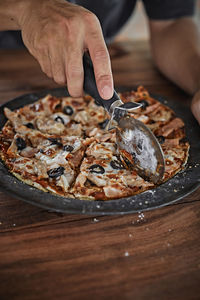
top-left (89, 164), bottom-right (105, 174)
top-left (47, 166), bottom-right (65, 178)
top-left (40, 95), bottom-right (61, 114)
top-left (63, 144), bottom-right (74, 152)
top-left (156, 135), bottom-right (165, 144)
top-left (20, 146), bottom-right (38, 158)
top-left (25, 123), bottom-right (35, 129)
top-left (35, 116), bottom-right (65, 135)
top-left (63, 105), bottom-right (74, 115)
top-left (53, 113), bottom-right (70, 125)
top-left (110, 159), bottom-right (124, 170)
top-left (144, 103), bottom-right (160, 114)
top-left (54, 116), bottom-right (65, 124)
top-left (36, 150), bottom-right (67, 166)
top-left (34, 160), bottom-right (48, 179)
top-left (48, 137), bottom-right (63, 147)
top-left (74, 110), bottom-right (88, 124)
top-left (158, 118), bottom-right (184, 137)
top-left (135, 115), bottom-right (149, 124)
top-left (16, 137), bottom-right (26, 151)
top-left (86, 142), bottom-right (116, 159)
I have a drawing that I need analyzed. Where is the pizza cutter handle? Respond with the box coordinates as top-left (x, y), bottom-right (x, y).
top-left (83, 52), bottom-right (120, 113)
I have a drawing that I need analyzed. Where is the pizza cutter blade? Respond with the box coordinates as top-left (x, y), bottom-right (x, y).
top-left (83, 52), bottom-right (165, 184)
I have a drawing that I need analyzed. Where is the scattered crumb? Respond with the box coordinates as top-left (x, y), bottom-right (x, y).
top-left (168, 228), bottom-right (173, 232)
top-left (138, 213), bottom-right (145, 219)
top-left (96, 204), bottom-right (101, 209)
top-left (13, 223), bottom-right (16, 227)
top-left (135, 212), bottom-right (146, 223)
top-left (167, 242), bottom-right (171, 247)
top-left (93, 218), bottom-right (99, 223)
top-left (128, 233), bottom-right (133, 238)
top-left (0, 222), bottom-right (2, 225)
top-left (145, 227), bottom-right (150, 231)
top-left (174, 189), bottom-right (177, 192)
top-left (124, 251), bottom-right (129, 257)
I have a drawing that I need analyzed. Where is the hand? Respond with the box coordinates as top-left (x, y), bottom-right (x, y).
top-left (191, 89), bottom-right (200, 125)
top-left (18, 0), bottom-right (113, 99)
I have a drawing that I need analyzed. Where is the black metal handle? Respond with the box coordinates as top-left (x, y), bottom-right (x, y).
top-left (83, 52), bottom-right (120, 112)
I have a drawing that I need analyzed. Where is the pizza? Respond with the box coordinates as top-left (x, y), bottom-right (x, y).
top-left (0, 86), bottom-right (189, 200)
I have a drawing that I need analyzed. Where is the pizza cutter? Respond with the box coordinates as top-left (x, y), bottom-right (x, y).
top-left (83, 52), bottom-right (165, 184)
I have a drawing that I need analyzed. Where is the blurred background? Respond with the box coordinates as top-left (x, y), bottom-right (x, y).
top-left (117, 0), bottom-right (200, 41)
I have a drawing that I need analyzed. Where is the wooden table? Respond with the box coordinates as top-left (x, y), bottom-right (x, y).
top-left (0, 41), bottom-right (200, 300)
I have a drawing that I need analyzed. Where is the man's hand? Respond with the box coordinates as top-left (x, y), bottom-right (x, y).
top-left (16, 0), bottom-right (113, 99)
top-left (191, 89), bottom-right (200, 125)
top-left (149, 18), bottom-right (200, 125)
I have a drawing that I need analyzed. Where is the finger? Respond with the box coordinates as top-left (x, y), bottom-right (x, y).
top-left (86, 23), bottom-right (113, 99)
top-left (49, 46), bottom-right (66, 85)
top-left (65, 47), bottom-right (84, 97)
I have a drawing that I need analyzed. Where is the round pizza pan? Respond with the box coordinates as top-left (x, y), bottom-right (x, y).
top-left (0, 87), bottom-right (199, 215)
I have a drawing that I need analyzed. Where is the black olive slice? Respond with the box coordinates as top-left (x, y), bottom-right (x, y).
top-left (156, 135), bottom-right (165, 144)
top-left (25, 122), bottom-right (35, 129)
top-left (16, 137), bottom-right (26, 150)
top-left (63, 105), bottom-right (74, 116)
top-left (48, 137), bottom-right (63, 147)
top-left (55, 116), bottom-right (64, 124)
top-left (54, 103), bottom-right (61, 111)
top-left (137, 139), bottom-right (143, 151)
top-left (110, 159), bottom-right (124, 170)
top-left (63, 144), bottom-right (74, 152)
top-left (89, 164), bottom-right (105, 174)
top-left (138, 100), bottom-right (149, 109)
top-left (47, 166), bottom-right (65, 178)
top-left (94, 99), bottom-right (101, 106)
top-left (131, 152), bottom-right (137, 161)
top-left (98, 119), bottom-right (109, 129)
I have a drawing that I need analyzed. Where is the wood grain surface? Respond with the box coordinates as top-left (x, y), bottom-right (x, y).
top-left (0, 41), bottom-right (200, 300)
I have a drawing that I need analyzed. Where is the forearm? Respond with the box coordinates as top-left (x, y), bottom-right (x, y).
top-left (0, 0), bottom-right (30, 30)
top-left (149, 18), bottom-right (200, 95)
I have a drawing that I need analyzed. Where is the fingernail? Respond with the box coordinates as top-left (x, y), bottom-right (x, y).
top-left (101, 85), bottom-right (113, 99)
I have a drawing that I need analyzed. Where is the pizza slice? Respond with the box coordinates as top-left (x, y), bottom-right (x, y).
top-left (71, 141), bottom-right (154, 200)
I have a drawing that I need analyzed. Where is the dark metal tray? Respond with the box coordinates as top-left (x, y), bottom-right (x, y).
top-left (0, 88), bottom-right (199, 215)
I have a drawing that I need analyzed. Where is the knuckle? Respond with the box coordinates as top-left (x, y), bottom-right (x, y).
top-left (67, 15), bottom-right (80, 30)
top-left (93, 48), bottom-right (109, 61)
top-left (68, 63), bottom-right (83, 79)
top-left (82, 10), bottom-right (98, 25)
top-left (96, 74), bottom-right (112, 82)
